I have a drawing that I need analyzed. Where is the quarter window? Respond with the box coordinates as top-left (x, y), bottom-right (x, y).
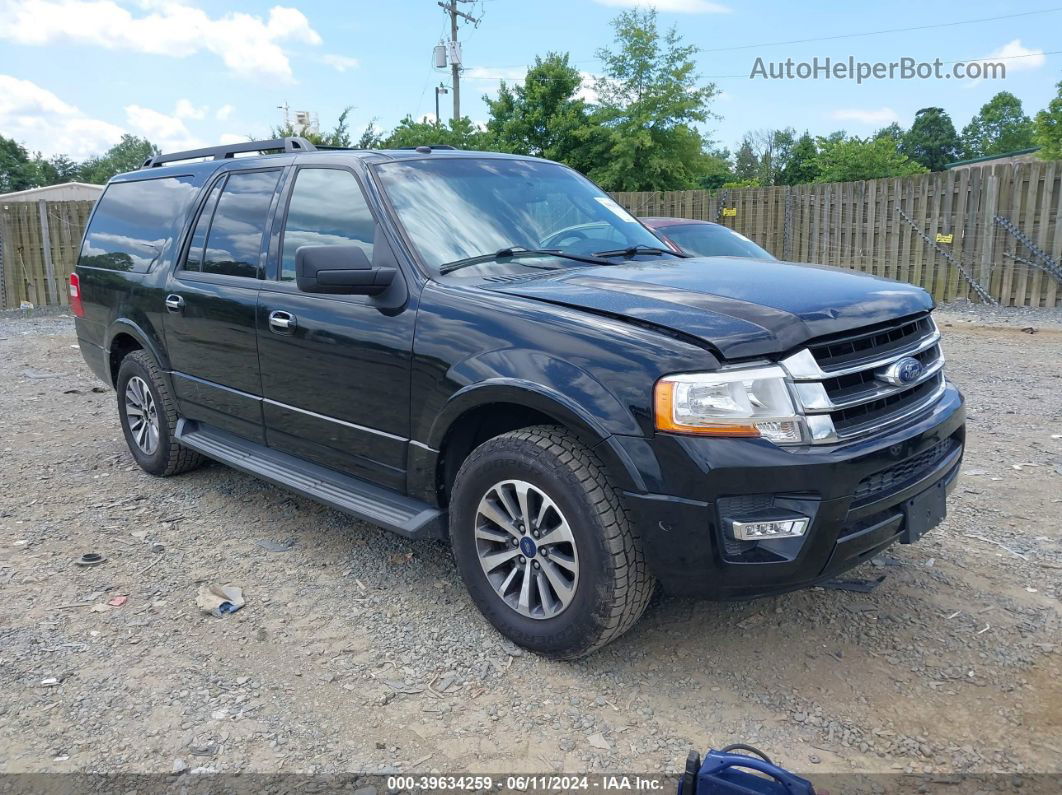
top-left (181, 179), bottom-right (223, 272)
top-left (191, 170), bottom-right (281, 278)
top-left (280, 169), bottom-right (375, 281)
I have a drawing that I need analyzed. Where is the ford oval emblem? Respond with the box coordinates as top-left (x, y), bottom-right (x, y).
top-left (877, 356), bottom-right (925, 386)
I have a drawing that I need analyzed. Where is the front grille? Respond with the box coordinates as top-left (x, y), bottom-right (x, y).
top-left (783, 312), bottom-right (946, 443)
top-left (808, 314), bottom-right (935, 371)
top-left (852, 437), bottom-right (959, 504)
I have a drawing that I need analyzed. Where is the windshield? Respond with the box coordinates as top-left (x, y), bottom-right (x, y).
top-left (373, 157), bottom-right (665, 274)
top-left (662, 223), bottom-right (775, 260)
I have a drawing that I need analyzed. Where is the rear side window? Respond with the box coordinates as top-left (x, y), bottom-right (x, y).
top-left (79, 176), bottom-right (198, 272)
top-left (280, 168), bottom-right (375, 281)
top-left (201, 170), bottom-right (281, 278)
top-left (181, 179), bottom-right (223, 273)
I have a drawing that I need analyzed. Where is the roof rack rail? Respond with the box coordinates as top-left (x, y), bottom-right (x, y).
top-left (396, 144), bottom-right (458, 152)
top-left (141, 136), bottom-right (317, 169)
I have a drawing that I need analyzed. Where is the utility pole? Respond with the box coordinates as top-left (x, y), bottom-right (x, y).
top-left (437, 0), bottom-right (479, 121)
top-left (434, 84), bottom-right (449, 126)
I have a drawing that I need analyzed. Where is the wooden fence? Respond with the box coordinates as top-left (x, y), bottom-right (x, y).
top-left (613, 160), bottom-right (1062, 308)
top-left (2, 162), bottom-right (1061, 308)
top-left (0, 200), bottom-right (95, 309)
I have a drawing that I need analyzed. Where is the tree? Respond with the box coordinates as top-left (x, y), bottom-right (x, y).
top-left (961, 91), bottom-right (1034, 158)
top-left (1033, 79), bottom-right (1062, 160)
top-left (813, 135), bottom-right (926, 182)
top-left (874, 122), bottom-right (904, 144)
top-left (273, 107), bottom-right (354, 147)
top-left (381, 116), bottom-right (493, 150)
top-left (79, 135), bottom-right (159, 183)
top-left (586, 8), bottom-right (718, 191)
top-left (779, 132), bottom-right (818, 185)
top-left (484, 53), bottom-right (596, 165)
top-left (733, 138), bottom-right (759, 181)
top-left (355, 120), bottom-right (384, 149)
top-left (0, 135), bottom-right (36, 192)
top-left (29, 153), bottom-right (80, 187)
top-left (901, 107), bottom-right (960, 171)
top-left (697, 148), bottom-right (734, 189)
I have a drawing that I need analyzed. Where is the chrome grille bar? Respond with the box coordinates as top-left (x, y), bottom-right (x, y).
top-left (782, 316), bottom-right (946, 444)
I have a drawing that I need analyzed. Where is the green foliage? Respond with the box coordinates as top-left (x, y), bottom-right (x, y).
top-left (355, 120), bottom-right (384, 150)
top-left (901, 107), bottom-right (960, 172)
top-left (961, 92), bottom-right (1034, 158)
top-left (697, 150), bottom-right (735, 189)
top-left (813, 135), bottom-right (927, 182)
top-left (733, 139), bottom-right (758, 181)
top-left (381, 116), bottom-right (493, 150)
top-left (273, 107), bottom-right (354, 147)
top-left (1033, 79), bottom-right (1062, 160)
top-left (779, 132), bottom-right (819, 185)
top-left (0, 135), bottom-right (36, 192)
top-left (79, 135), bottom-right (159, 184)
top-left (874, 123), bottom-right (904, 144)
top-left (585, 8), bottom-right (718, 191)
top-left (484, 53), bottom-right (595, 164)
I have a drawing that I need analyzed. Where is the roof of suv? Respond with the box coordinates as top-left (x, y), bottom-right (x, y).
top-left (114, 141), bottom-right (547, 183)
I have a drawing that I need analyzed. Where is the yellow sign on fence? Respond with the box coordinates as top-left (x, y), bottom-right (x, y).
top-left (721, 207), bottom-right (737, 217)
top-left (935, 232), bottom-right (954, 244)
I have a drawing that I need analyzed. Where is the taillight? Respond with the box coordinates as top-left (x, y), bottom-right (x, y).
top-left (69, 273), bottom-right (85, 318)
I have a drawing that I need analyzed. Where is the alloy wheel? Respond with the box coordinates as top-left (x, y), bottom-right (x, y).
top-left (474, 479), bottom-right (580, 619)
top-left (124, 375), bottom-right (160, 455)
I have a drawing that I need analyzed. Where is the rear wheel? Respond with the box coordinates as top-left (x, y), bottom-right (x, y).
top-left (450, 426), bottom-right (654, 658)
top-left (116, 350), bottom-right (204, 477)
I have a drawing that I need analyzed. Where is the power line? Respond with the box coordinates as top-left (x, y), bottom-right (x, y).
top-left (699, 7), bottom-right (1062, 53)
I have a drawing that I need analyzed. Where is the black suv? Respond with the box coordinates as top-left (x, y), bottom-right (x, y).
top-left (72, 138), bottom-right (965, 658)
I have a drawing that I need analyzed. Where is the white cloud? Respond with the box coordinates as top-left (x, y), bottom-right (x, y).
top-left (0, 74), bottom-right (123, 158)
top-left (592, 0), bottom-right (731, 12)
top-left (125, 104), bottom-right (204, 152)
top-left (322, 54), bottom-right (359, 72)
top-left (219, 133), bottom-right (247, 145)
top-left (830, 107), bottom-right (900, 126)
top-left (175, 99), bottom-right (206, 120)
top-left (576, 72), bottom-right (600, 104)
top-left (215, 104), bottom-right (235, 122)
top-left (463, 66), bottom-right (528, 82)
top-left (963, 39), bottom-right (1045, 88)
top-left (0, 1), bottom-right (322, 82)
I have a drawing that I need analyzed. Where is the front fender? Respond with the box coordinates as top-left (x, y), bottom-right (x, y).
top-left (429, 348), bottom-right (643, 448)
top-left (417, 350), bottom-right (649, 498)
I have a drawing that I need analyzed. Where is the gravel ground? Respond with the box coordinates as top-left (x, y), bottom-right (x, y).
top-left (0, 308), bottom-right (1059, 781)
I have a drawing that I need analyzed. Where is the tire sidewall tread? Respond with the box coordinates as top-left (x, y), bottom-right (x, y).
top-left (115, 350), bottom-right (203, 477)
top-left (450, 425), bottom-right (654, 659)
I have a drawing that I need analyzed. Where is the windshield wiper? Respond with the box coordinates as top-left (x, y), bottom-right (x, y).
top-left (439, 246), bottom-right (612, 275)
top-left (592, 244), bottom-right (691, 259)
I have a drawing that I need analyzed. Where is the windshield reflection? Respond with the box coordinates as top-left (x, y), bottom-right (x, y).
top-left (374, 157), bottom-right (664, 274)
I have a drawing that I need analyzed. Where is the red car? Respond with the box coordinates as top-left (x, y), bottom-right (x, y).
top-left (642, 217), bottom-right (776, 260)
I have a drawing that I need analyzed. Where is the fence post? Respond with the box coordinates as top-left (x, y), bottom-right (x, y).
top-left (36, 199), bottom-right (59, 306)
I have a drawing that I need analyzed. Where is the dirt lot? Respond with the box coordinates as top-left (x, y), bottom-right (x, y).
top-left (1, 307), bottom-right (1060, 782)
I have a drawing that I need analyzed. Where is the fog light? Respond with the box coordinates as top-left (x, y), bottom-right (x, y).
top-left (728, 514), bottom-right (810, 541)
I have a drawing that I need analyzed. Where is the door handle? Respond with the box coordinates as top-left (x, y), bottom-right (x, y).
top-left (268, 310), bottom-right (297, 333)
top-left (164, 294), bottom-right (185, 313)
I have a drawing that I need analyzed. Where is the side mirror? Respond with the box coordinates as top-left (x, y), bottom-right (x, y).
top-left (295, 245), bottom-right (396, 296)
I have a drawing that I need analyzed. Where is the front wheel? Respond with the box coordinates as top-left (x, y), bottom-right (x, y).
top-left (450, 426), bottom-right (654, 658)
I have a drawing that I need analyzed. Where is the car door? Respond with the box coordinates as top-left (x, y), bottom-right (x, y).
top-left (256, 165), bottom-right (415, 491)
top-left (163, 168), bottom-right (284, 444)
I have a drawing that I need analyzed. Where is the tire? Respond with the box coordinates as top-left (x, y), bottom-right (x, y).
top-left (115, 349), bottom-right (204, 477)
top-left (450, 425), bottom-right (654, 659)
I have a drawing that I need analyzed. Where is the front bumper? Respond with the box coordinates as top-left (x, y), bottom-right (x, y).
top-left (618, 384), bottom-right (965, 598)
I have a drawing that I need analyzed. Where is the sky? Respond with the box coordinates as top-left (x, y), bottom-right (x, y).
top-left (1, 0), bottom-right (1060, 162)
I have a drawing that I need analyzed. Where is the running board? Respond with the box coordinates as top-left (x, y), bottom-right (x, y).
top-left (175, 420), bottom-right (446, 539)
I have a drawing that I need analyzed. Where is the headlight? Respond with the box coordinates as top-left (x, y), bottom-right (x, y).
top-left (654, 366), bottom-right (805, 444)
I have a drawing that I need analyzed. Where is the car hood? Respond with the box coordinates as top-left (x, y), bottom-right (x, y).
top-left (478, 256), bottom-right (933, 360)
